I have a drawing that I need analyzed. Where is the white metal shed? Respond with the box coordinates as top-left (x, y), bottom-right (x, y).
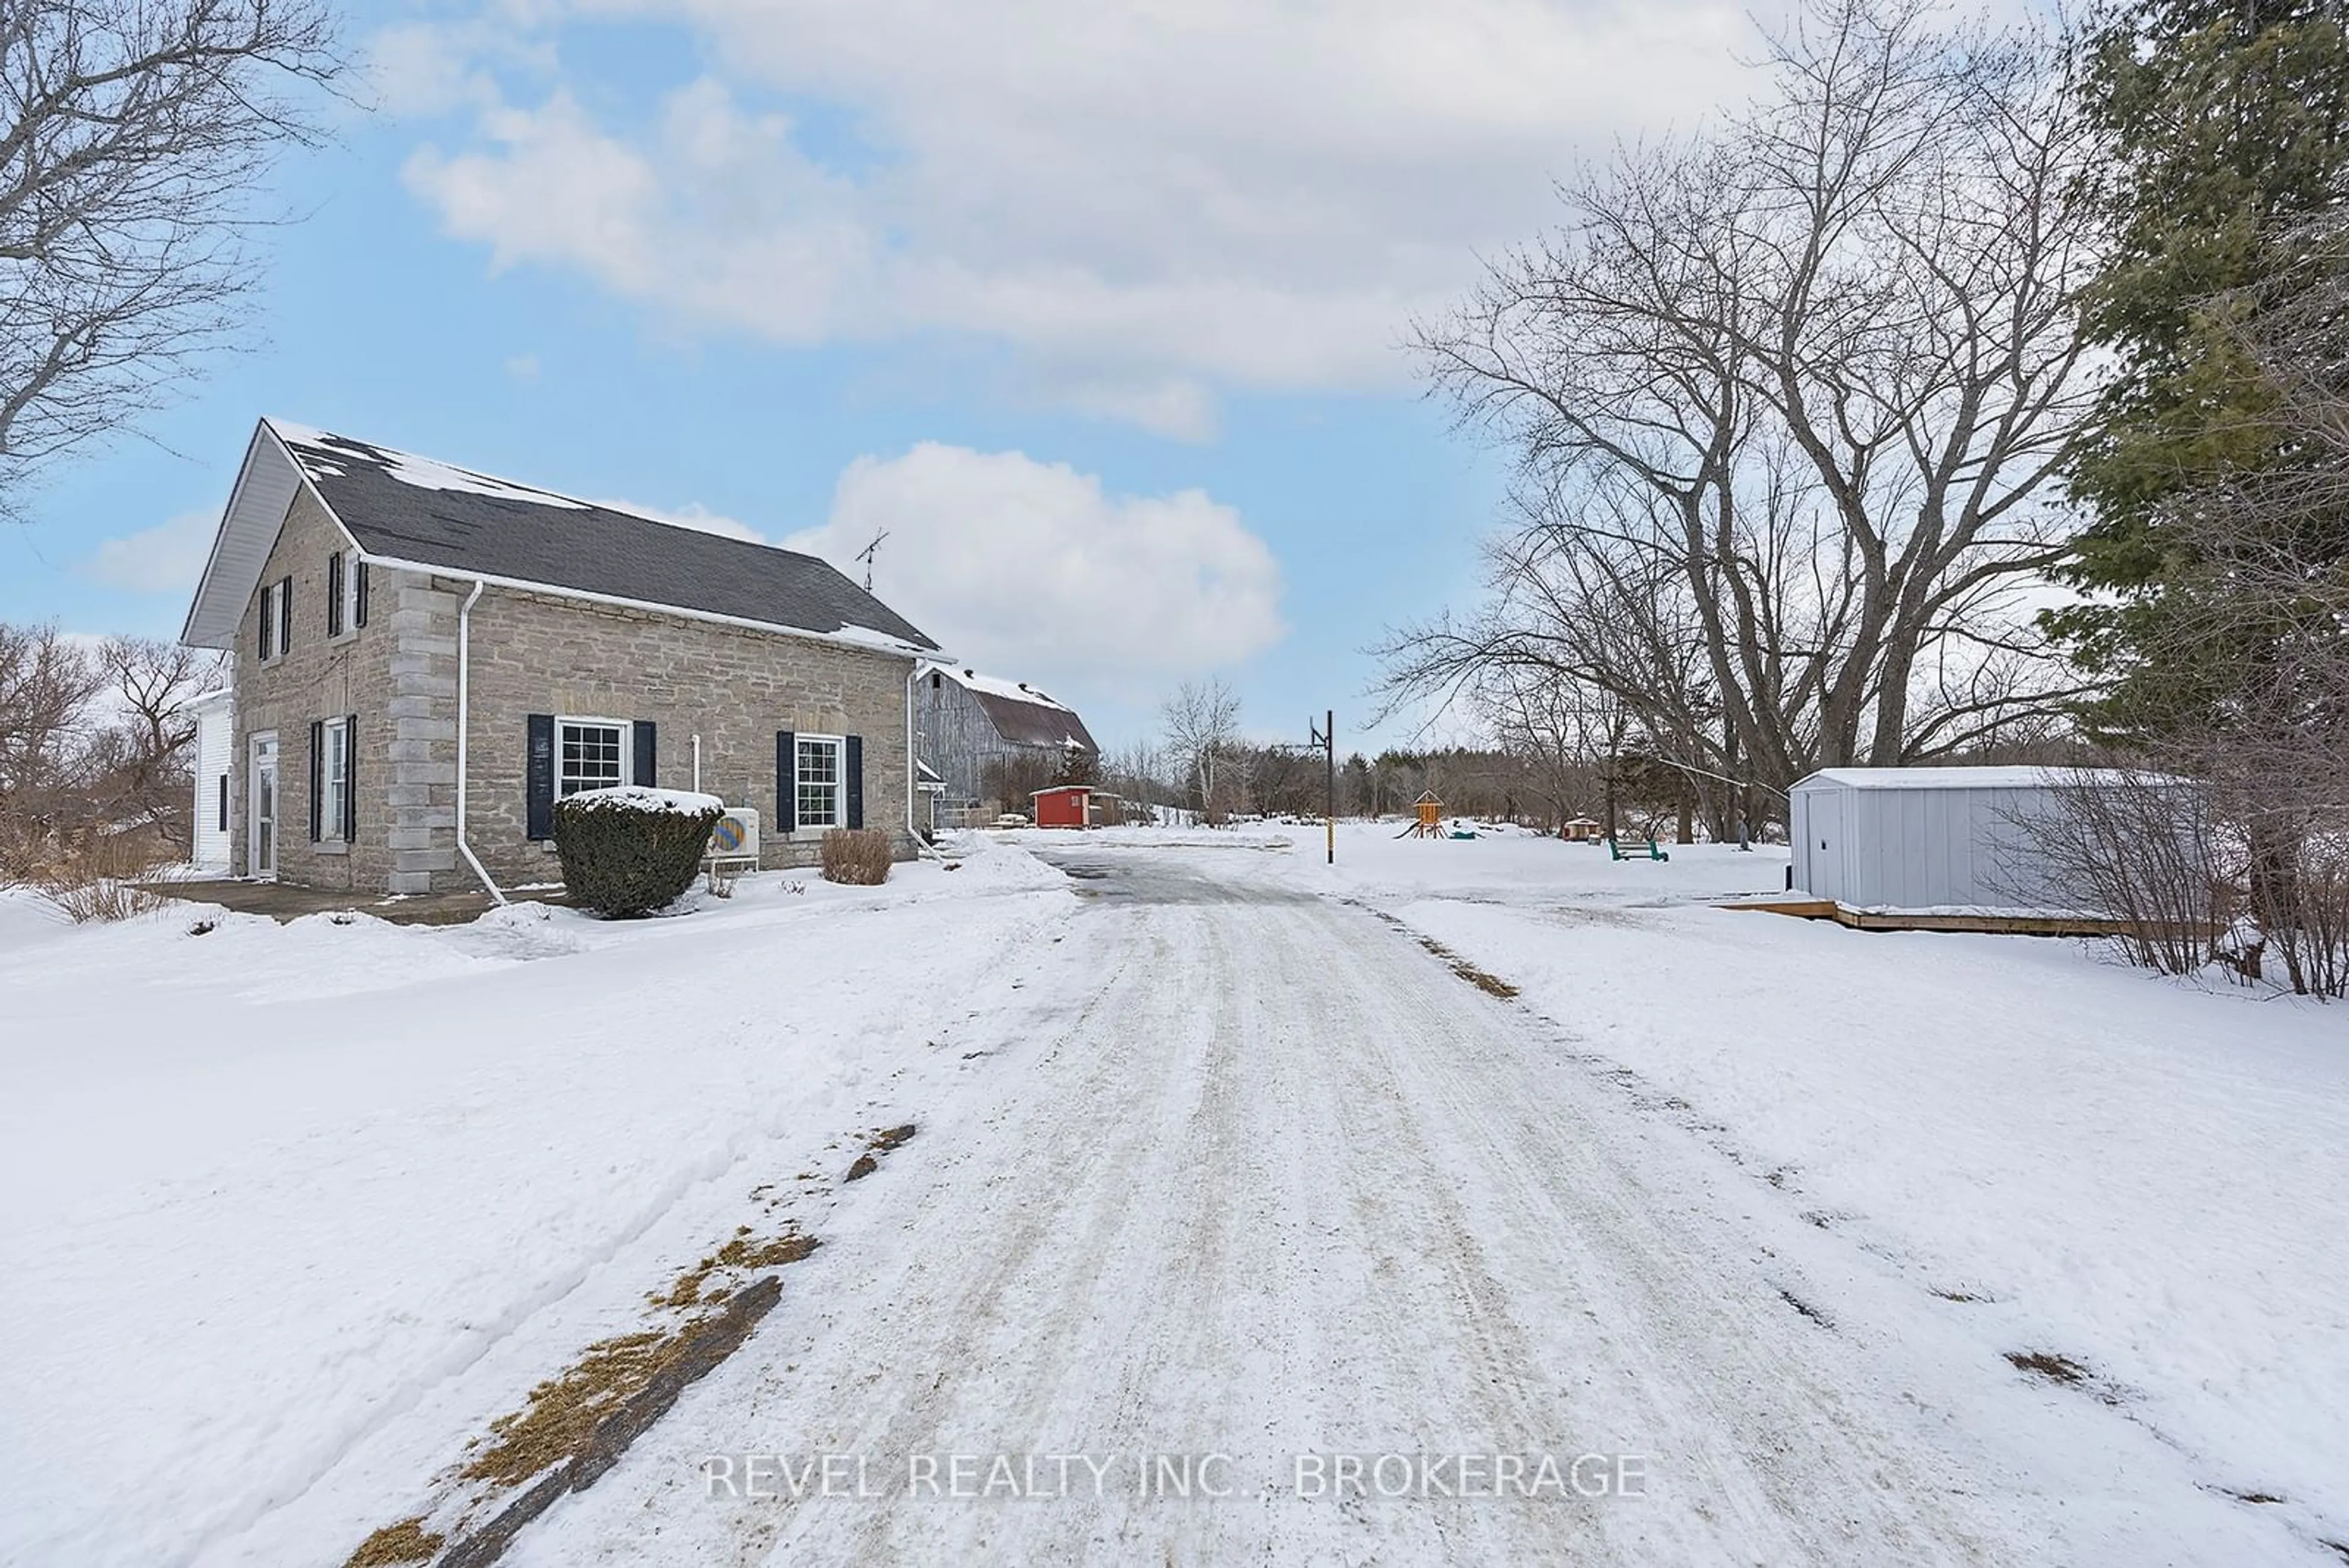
top-left (1788, 767), bottom-right (2142, 914)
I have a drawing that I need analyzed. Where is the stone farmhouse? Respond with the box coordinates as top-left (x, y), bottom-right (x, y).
top-left (180, 418), bottom-right (942, 895)
top-left (914, 663), bottom-right (1098, 824)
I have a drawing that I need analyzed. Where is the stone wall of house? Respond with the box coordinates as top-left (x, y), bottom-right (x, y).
top-left (423, 579), bottom-right (921, 891)
top-left (226, 489), bottom-right (396, 890)
top-left (220, 507), bottom-right (919, 896)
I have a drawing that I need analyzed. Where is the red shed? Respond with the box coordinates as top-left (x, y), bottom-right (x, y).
top-left (1031, 784), bottom-right (1093, 829)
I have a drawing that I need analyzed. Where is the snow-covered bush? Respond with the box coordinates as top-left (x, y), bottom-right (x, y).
top-left (551, 787), bottom-right (724, 918)
top-left (819, 827), bottom-right (892, 886)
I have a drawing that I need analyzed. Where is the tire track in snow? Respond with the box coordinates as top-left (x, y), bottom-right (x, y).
top-left (502, 853), bottom-right (2045, 1567)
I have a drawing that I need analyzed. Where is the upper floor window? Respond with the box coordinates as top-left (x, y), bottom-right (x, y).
top-left (258, 576), bottom-right (292, 663)
top-left (326, 551), bottom-right (369, 637)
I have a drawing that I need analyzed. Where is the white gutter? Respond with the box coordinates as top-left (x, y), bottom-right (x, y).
top-left (455, 578), bottom-right (508, 904)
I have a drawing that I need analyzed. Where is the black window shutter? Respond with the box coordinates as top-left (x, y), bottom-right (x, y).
top-left (344, 713), bottom-right (358, 841)
top-left (218, 773), bottom-right (229, 833)
top-left (259, 585), bottom-right (273, 661)
top-left (278, 576), bottom-right (293, 654)
top-left (327, 553), bottom-right (344, 636)
top-left (632, 721), bottom-right (656, 789)
top-left (354, 559), bottom-right (369, 628)
top-left (308, 720), bottom-right (322, 842)
top-left (845, 735), bottom-right (864, 830)
top-left (775, 730), bottom-right (796, 834)
top-left (526, 714), bottom-right (556, 841)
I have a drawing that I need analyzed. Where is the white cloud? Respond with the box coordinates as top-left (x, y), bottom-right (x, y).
top-left (783, 444), bottom-right (1283, 680)
top-left (80, 510), bottom-right (217, 596)
top-left (504, 352), bottom-right (541, 382)
top-left (365, 15), bottom-right (555, 118)
top-left (394, 0), bottom-right (1759, 431)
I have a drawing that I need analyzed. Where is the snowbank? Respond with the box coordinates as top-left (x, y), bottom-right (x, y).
top-left (1279, 825), bottom-right (2349, 1544)
top-left (0, 834), bottom-right (1074, 1567)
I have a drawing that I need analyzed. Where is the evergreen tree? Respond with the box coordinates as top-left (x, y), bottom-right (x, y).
top-left (2050, 0), bottom-right (2349, 737)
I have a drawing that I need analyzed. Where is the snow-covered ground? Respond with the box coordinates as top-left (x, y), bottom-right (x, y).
top-left (0, 842), bottom-right (1073, 1567)
top-left (3, 822), bottom-right (2343, 1565)
top-left (1035, 822), bottom-right (2349, 1553)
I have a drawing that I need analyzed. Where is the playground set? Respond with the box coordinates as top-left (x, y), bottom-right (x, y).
top-left (1397, 793), bottom-right (1669, 860)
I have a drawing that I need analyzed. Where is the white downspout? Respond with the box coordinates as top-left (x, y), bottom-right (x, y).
top-left (692, 734), bottom-right (702, 793)
top-left (455, 578), bottom-right (507, 904)
top-left (907, 663), bottom-right (942, 859)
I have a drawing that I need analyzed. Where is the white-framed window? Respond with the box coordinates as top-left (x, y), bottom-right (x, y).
top-left (327, 551), bottom-right (355, 639)
top-left (796, 734), bottom-right (844, 828)
top-left (558, 716), bottom-right (629, 797)
top-left (259, 579), bottom-right (283, 662)
top-left (321, 716), bottom-right (351, 840)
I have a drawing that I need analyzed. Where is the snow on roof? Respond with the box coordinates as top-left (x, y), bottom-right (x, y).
top-left (268, 419), bottom-right (591, 510)
top-left (921, 661), bottom-right (1074, 714)
top-left (919, 661), bottom-right (1098, 753)
top-left (1796, 767), bottom-right (2160, 792)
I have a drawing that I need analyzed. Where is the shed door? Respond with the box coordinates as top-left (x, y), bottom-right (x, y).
top-left (1805, 788), bottom-right (1842, 901)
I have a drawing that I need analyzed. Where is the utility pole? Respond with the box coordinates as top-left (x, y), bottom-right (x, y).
top-left (1309, 709), bottom-right (1335, 864)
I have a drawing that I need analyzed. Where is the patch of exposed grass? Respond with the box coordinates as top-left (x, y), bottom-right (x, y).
top-left (1415, 936), bottom-right (1520, 998)
top-left (475, 1223), bottom-right (820, 1486)
top-left (650, 1225), bottom-right (818, 1309)
top-left (2006, 1350), bottom-right (2090, 1385)
top-left (462, 1329), bottom-right (692, 1487)
top-left (344, 1517), bottom-right (442, 1566)
top-left (845, 1123), bottom-right (918, 1182)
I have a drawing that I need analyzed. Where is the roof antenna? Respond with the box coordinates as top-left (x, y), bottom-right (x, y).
top-left (855, 528), bottom-right (889, 592)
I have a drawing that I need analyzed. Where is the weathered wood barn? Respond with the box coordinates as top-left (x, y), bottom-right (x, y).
top-left (914, 663), bottom-right (1097, 823)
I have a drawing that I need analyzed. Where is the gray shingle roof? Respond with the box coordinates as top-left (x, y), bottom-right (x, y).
top-left (273, 422), bottom-right (939, 652)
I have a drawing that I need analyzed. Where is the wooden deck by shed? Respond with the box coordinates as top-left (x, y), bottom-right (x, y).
top-left (1725, 897), bottom-right (2207, 939)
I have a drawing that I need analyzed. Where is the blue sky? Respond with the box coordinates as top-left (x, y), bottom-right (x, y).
top-left (6, 0), bottom-right (1759, 752)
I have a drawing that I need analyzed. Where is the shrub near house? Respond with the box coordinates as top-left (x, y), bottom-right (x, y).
top-left (552, 787), bottom-right (724, 917)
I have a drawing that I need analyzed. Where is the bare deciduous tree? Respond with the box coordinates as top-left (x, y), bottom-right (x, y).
top-left (0, 621), bottom-right (95, 782)
top-left (1160, 679), bottom-right (1241, 825)
top-left (1382, 0), bottom-right (2102, 816)
top-left (89, 634), bottom-right (218, 847)
top-left (0, 624), bottom-right (220, 877)
top-left (2, 0), bottom-right (341, 507)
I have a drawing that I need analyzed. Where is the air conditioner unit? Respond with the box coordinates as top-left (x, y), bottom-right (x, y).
top-left (708, 806), bottom-right (760, 860)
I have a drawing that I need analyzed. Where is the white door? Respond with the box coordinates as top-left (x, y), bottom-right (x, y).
top-left (250, 733), bottom-right (278, 880)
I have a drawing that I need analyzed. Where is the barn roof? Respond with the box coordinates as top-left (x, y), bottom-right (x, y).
top-left (183, 418), bottom-right (940, 656)
top-left (922, 662), bottom-right (1098, 753)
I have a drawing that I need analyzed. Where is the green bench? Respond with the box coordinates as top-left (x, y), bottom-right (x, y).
top-left (1605, 836), bottom-right (1670, 862)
